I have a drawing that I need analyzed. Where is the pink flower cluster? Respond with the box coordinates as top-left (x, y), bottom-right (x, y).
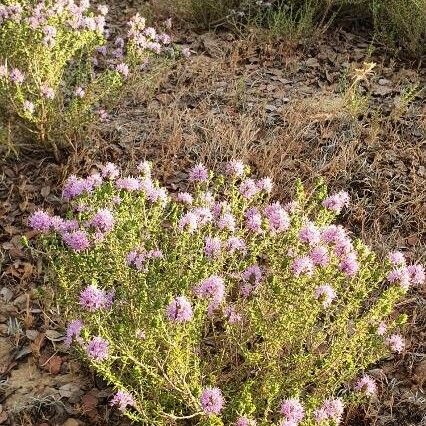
top-left (64, 319), bottom-right (83, 347)
top-left (354, 374), bottom-right (377, 396)
top-left (79, 285), bottom-right (114, 311)
top-left (28, 207), bottom-right (100, 252)
top-left (387, 263), bottom-right (424, 290)
top-left (235, 416), bottom-right (256, 426)
top-left (126, 248), bottom-right (163, 271)
top-left (200, 387), bottom-right (224, 415)
top-left (315, 284), bottom-right (336, 308)
top-left (86, 335), bottom-right (109, 361)
top-left (0, 65), bottom-right (25, 84)
top-left (193, 275), bottom-right (225, 315)
top-left (166, 296), bottom-right (193, 323)
top-left (62, 173), bottom-right (102, 200)
top-left (264, 202), bottom-right (290, 233)
top-left (320, 224), bottom-right (359, 277)
top-left (314, 398), bottom-right (344, 424)
top-left (0, 3), bottom-right (23, 24)
top-left (110, 390), bottom-right (135, 412)
top-left (241, 264), bottom-right (263, 297)
top-left (279, 398), bottom-right (305, 425)
top-left (204, 236), bottom-right (222, 258)
top-left (127, 13), bottom-right (171, 55)
top-left (322, 191), bottom-right (350, 214)
top-left (88, 208), bottom-right (115, 233)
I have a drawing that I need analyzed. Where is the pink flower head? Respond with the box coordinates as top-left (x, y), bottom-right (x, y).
top-left (280, 398), bottom-right (305, 424)
top-left (212, 201), bottom-right (227, 219)
top-left (62, 230), bottom-right (90, 252)
top-left (194, 275), bottom-right (225, 314)
top-left (189, 163), bottom-right (208, 182)
top-left (181, 47), bottom-right (191, 58)
top-left (158, 32), bottom-right (171, 44)
top-left (240, 264), bottom-right (263, 297)
top-left (239, 178), bottom-right (259, 198)
top-left (101, 162), bottom-right (120, 180)
top-left (387, 267), bottom-right (410, 290)
top-left (193, 207), bottom-right (213, 226)
top-left (339, 252), bottom-right (359, 277)
top-left (283, 201), bottom-right (299, 214)
top-left (309, 246), bottom-right (329, 267)
top-left (226, 160), bottom-right (245, 177)
top-left (387, 334), bottom-right (404, 353)
top-left (280, 421), bottom-right (298, 426)
top-left (355, 375), bottom-right (377, 396)
top-left (200, 387), bottom-right (224, 415)
top-left (144, 182), bottom-right (168, 205)
top-left (64, 319), bottom-right (83, 347)
top-left (257, 177), bottom-right (273, 193)
top-left (9, 68), bottom-right (25, 84)
top-left (86, 336), bottom-right (109, 361)
top-left (245, 207), bottom-right (262, 233)
top-left (298, 222), bottom-right (321, 246)
top-left (224, 305), bottom-right (242, 324)
top-left (116, 62), bottom-right (129, 78)
top-left (204, 236), bottom-right (222, 258)
top-left (218, 213), bottom-right (236, 232)
top-left (166, 296), bottom-right (193, 323)
top-left (388, 251), bottom-right (406, 266)
top-left (334, 236), bottom-right (354, 258)
top-left (89, 208), bottom-right (114, 233)
top-left (226, 236), bottom-right (246, 254)
top-left (40, 84), bottom-right (55, 99)
top-left (322, 191), bottom-right (350, 214)
top-left (199, 191), bottom-right (215, 206)
top-left (144, 26), bottom-right (156, 39)
top-left (75, 86), bottom-right (85, 98)
top-left (87, 173), bottom-right (103, 188)
top-left (97, 4), bottom-right (108, 15)
top-left (23, 100), bottom-right (35, 114)
top-left (315, 284), bottom-right (336, 308)
top-left (178, 212), bottom-right (199, 233)
top-left (110, 390), bottom-right (134, 412)
top-left (377, 322), bottom-right (387, 336)
top-left (176, 192), bottom-right (193, 205)
top-left (137, 160), bottom-right (152, 176)
top-left (62, 175), bottom-right (91, 200)
top-left (321, 225), bottom-right (347, 244)
top-left (235, 416), bottom-right (255, 426)
top-left (79, 285), bottom-right (114, 311)
top-left (242, 264), bottom-right (263, 284)
top-left (29, 209), bottom-right (52, 232)
top-left (116, 177), bottom-right (141, 191)
top-left (51, 217), bottom-right (79, 233)
top-left (314, 398), bottom-right (344, 424)
top-left (292, 256), bottom-right (314, 277)
top-left (42, 25), bottom-right (56, 47)
top-left (264, 202), bottom-right (290, 233)
top-left (407, 264), bottom-right (425, 285)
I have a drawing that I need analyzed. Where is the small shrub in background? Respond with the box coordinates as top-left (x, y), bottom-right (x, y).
top-left (29, 161), bottom-right (424, 425)
top-left (153, 0), bottom-right (425, 55)
top-left (0, 0), bottom-right (175, 152)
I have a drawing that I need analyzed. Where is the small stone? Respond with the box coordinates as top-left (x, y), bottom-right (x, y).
top-left (26, 329), bottom-right (39, 340)
top-left (61, 419), bottom-right (81, 426)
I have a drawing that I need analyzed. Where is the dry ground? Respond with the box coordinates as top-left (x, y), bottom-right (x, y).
top-left (0, 19), bottom-right (425, 426)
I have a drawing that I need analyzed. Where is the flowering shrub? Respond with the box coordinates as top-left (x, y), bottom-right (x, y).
top-left (30, 161), bottom-right (424, 425)
top-left (0, 1), bottom-right (173, 149)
